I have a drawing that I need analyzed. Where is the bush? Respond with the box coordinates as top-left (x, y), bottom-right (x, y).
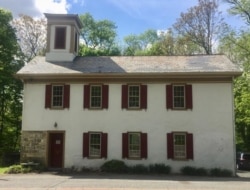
top-left (101, 160), bottom-right (128, 173)
top-left (149, 164), bottom-right (171, 174)
top-left (181, 166), bottom-right (207, 176)
top-left (209, 168), bottom-right (232, 177)
top-left (4, 165), bottom-right (32, 174)
top-left (129, 164), bottom-right (148, 174)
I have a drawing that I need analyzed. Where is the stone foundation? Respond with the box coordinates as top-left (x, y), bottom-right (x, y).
top-left (21, 131), bottom-right (47, 166)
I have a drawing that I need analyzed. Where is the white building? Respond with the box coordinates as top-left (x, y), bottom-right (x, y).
top-left (16, 14), bottom-right (242, 174)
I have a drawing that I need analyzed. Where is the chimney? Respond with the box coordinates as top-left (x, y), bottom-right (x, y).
top-left (44, 13), bottom-right (83, 62)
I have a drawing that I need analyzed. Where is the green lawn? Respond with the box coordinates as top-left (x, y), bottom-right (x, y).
top-left (0, 167), bottom-right (8, 174)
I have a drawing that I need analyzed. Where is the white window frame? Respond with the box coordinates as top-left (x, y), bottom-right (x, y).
top-left (90, 85), bottom-right (102, 108)
top-left (173, 133), bottom-right (187, 159)
top-left (52, 85), bottom-right (64, 108)
top-left (89, 132), bottom-right (101, 158)
top-left (173, 85), bottom-right (185, 109)
top-left (128, 132), bottom-right (141, 158)
top-left (128, 85), bottom-right (140, 108)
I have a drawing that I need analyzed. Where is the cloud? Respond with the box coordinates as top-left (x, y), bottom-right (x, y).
top-left (0, 0), bottom-right (84, 18)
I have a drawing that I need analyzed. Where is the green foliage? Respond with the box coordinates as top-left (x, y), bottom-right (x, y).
top-left (225, 0), bottom-right (250, 25)
top-left (209, 168), bottom-right (232, 177)
top-left (149, 163), bottom-right (171, 174)
top-left (79, 13), bottom-right (118, 54)
top-left (100, 160), bottom-right (128, 173)
top-left (181, 166), bottom-right (232, 177)
top-left (129, 164), bottom-right (148, 174)
top-left (0, 8), bottom-right (24, 162)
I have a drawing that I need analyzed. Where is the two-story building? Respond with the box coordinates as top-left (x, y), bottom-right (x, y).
top-left (16, 13), bottom-right (242, 174)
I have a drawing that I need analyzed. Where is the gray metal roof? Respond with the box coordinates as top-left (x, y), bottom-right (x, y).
top-left (16, 55), bottom-right (242, 77)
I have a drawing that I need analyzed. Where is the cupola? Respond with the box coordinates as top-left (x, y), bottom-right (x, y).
top-left (44, 13), bottom-right (83, 62)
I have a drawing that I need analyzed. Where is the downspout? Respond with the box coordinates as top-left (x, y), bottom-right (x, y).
top-left (231, 76), bottom-right (237, 176)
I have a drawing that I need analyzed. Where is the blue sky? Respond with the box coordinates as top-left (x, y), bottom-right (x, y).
top-left (0, 0), bottom-right (245, 40)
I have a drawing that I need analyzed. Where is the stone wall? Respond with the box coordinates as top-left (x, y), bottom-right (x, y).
top-left (21, 131), bottom-right (47, 166)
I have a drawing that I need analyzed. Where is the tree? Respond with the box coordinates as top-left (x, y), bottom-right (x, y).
top-left (173, 0), bottom-right (226, 54)
top-left (225, 0), bottom-right (250, 25)
top-left (123, 29), bottom-right (160, 55)
top-left (11, 14), bottom-right (47, 61)
top-left (79, 13), bottom-right (118, 55)
top-left (0, 8), bottom-right (24, 163)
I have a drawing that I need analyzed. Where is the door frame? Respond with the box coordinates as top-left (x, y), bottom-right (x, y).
top-left (47, 131), bottom-right (65, 168)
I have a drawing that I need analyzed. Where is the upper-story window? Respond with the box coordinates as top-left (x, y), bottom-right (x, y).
top-left (173, 85), bottom-right (185, 108)
top-left (45, 84), bottom-right (70, 109)
top-left (122, 84), bottom-right (147, 109)
top-left (166, 84), bottom-right (193, 110)
top-left (90, 85), bottom-right (102, 108)
top-left (54, 27), bottom-right (66, 49)
top-left (84, 84), bottom-right (109, 109)
top-left (52, 85), bottom-right (64, 108)
top-left (128, 85), bottom-right (140, 108)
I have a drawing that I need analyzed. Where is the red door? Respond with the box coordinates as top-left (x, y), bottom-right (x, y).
top-left (49, 133), bottom-right (64, 168)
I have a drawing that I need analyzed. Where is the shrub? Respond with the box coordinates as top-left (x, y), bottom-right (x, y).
top-left (4, 165), bottom-right (32, 174)
top-left (180, 166), bottom-right (197, 176)
top-left (149, 164), bottom-right (171, 174)
top-left (130, 164), bottom-right (148, 174)
top-left (181, 166), bottom-right (208, 176)
top-left (101, 160), bottom-right (128, 173)
top-left (209, 168), bottom-right (232, 177)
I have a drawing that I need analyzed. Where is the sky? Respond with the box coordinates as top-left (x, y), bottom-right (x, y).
top-left (0, 0), bottom-right (245, 41)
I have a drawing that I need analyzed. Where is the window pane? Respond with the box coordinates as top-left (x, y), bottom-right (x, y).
top-left (174, 134), bottom-right (186, 159)
top-left (173, 86), bottom-right (185, 108)
top-left (89, 133), bottom-right (101, 157)
top-left (55, 27), bottom-right (66, 49)
top-left (129, 133), bottom-right (140, 158)
top-left (90, 86), bottom-right (102, 108)
top-left (52, 85), bottom-right (63, 107)
top-left (128, 86), bottom-right (140, 108)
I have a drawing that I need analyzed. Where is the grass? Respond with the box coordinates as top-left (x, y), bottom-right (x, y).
top-left (0, 167), bottom-right (9, 174)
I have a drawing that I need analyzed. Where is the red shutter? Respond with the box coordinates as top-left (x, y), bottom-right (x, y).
top-left (186, 133), bottom-right (194, 159)
top-left (63, 85), bottom-right (70, 108)
top-left (185, 85), bottom-right (193, 109)
top-left (122, 133), bottom-right (128, 158)
top-left (83, 133), bottom-right (89, 158)
top-left (166, 85), bottom-right (173, 109)
top-left (102, 85), bottom-right (109, 109)
top-left (141, 133), bottom-right (148, 159)
top-left (84, 85), bottom-right (90, 109)
top-left (121, 85), bottom-right (128, 109)
top-left (101, 133), bottom-right (108, 158)
top-left (167, 133), bottom-right (174, 159)
top-left (45, 85), bottom-right (52, 108)
top-left (140, 85), bottom-right (147, 109)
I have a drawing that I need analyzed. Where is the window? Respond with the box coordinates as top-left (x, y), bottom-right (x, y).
top-left (173, 85), bottom-right (185, 108)
top-left (129, 133), bottom-right (141, 158)
top-left (167, 132), bottom-right (193, 160)
top-left (128, 85), bottom-right (140, 108)
top-left (89, 133), bottom-right (101, 158)
top-left (54, 27), bottom-right (66, 49)
top-left (122, 132), bottom-right (147, 159)
top-left (83, 132), bottom-right (108, 158)
top-left (45, 84), bottom-right (70, 109)
top-left (90, 85), bottom-right (102, 108)
top-left (173, 133), bottom-right (186, 159)
top-left (52, 85), bottom-right (63, 108)
top-left (166, 84), bottom-right (193, 110)
top-left (84, 84), bottom-right (109, 109)
top-left (122, 84), bottom-right (147, 109)
top-left (74, 33), bottom-right (78, 52)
